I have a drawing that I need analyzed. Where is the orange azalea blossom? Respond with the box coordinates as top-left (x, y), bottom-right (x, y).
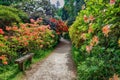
top-left (0, 43), bottom-right (5, 47)
top-left (3, 61), bottom-right (8, 65)
top-left (81, 33), bottom-right (87, 40)
top-left (84, 15), bottom-right (89, 23)
top-left (4, 36), bottom-right (8, 40)
top-left (0, 28), bottom-right (4, 34)
top-left (110, 0), bottom-right (116, 5)
top-left (0, 55), bottom-right (8, 65)
top-left (6, 26), bottom-right (12, 31)
top-left (109, 74), bottom-right (119, 80)
top-left (24, 41), bottom-right (29, 46)
top-left (0, 55), bottom-right (5, 60)
top-left (86, 45), bottom-right (93, 53)
top-left (12, 26), bottom-right (18, 31)
top-left (89, 15), bottom-right (95, 21)
top-left (20, 24), bottom-right (27, 30)
top-left (92, 36), bottom-right (99, 45)
top-left (102, 25), bottom-right (111, 37)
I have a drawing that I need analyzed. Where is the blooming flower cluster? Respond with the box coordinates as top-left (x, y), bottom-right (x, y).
top-left (0, 28), bottom-right (4, 34)
top-left (5, 21), bottom-right (55, 49)
top-left (49, 18), bottom-right (68, 34)
top-left (110, 0), bottom-right (116, 5)
top-left (0, 18), bottom-right (58, 56)
top-left (83, 15), bottom-right (95, 23)
top-left (109, 74), bottom-right (119, 80)
top-left (86, 36), bottom-right (99, 53)
top-left (69, 0), bottom-right (120, 79)
top-left (102, 25), bottom-right (111, 37)
top-left (0, 55), bottom-right (8, 65)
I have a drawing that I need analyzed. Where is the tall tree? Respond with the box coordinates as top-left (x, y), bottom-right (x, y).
top-left (61, 0), bottom-right (85, 25)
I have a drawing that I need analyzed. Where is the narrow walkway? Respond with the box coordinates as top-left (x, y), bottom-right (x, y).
top-left (24, 38), bottom-right (76, 80)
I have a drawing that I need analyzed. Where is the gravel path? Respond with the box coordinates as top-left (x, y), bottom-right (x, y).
top-left (24, 38), bottom-right (76, 80)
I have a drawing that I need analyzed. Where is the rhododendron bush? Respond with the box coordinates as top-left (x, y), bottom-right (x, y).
top-left (69, 0), bottom-right (120, 79)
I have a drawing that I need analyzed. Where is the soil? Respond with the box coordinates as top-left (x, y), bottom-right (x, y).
top-left (23, 38), bottom-right (77, 80)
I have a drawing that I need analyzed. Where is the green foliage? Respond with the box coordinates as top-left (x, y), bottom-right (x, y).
top-left (0, 5), bottom-right (28, 29)
top-left (12, 0), bottom-right (57, 19)
top-left (61, 0), bottom-right (85, 25)
top-left (0, 0), bottom-right (30, 6)
top-left (77, 57), bottom-right (104, 80)
top-left (0, 35), bottom-right (15, 57)
top-left (0, 49), bottom-right (53, 80)
top-left (69, 0), bottom-right (120, 79)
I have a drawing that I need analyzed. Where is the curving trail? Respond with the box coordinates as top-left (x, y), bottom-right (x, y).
top-left (24, 38), bottom-right (76, 80)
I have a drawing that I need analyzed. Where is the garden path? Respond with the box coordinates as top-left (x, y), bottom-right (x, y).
top-left (24, 38), bottom-right (76, 80)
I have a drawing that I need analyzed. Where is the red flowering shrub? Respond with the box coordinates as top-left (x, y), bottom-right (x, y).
top-left (49, 18), bottom-right (68, 34)
top-left (42, 18), bottom-right (68, 35)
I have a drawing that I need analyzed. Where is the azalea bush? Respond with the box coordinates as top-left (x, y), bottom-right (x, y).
top-left (4, 18), bottom-right (58, 57)
top-left (69, 0), bottom-right (120, 79)
top-left (0, 17), bottom-right (59, 61)
top-left (0, 55), bottom-right (8, 80)
top-left (0, 29), bottom-right (15, 57)
top-left (0, 18), bottom-right (59, 79)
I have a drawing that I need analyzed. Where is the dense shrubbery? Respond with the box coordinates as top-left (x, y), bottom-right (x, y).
top-left (0, 5), bottom-right (29, 29)
top-left (69, 0), bottom-right (120, 79)
top-left (0, 18), bottom-right (59, 60)
top-left (0, 0), bottom-right (69, 79)
top-left (0, 17), bottom-right (59, 79)
top-left (12, 0), bottom-right (56, 19)
top-left (61, 0), bottom-right (85, 26)
top-left (42, 18), bottom-right (68, 35)
top-left (0, 0), bottom-right (29, 6)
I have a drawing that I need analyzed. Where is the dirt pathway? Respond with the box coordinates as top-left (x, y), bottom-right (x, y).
top-left (24, 38), bottom-right (76, 80)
